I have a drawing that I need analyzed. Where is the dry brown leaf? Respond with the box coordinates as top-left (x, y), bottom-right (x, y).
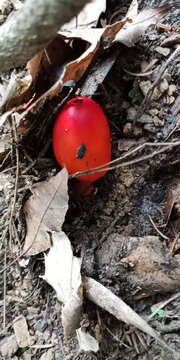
top-left (43, 232), bottom-right (83, 337)
top-left (12, 2), bottom-right (176, 116)
top-left (0, 72), bottom-right (32, 110)
top-left (23, 168), bottom-right (69, 256)
top-left (27, 36), bottom-right (75, 83)
top-left (24, 1), bottom-right (168, 104)
top-left (34, 19), bottom-right (127, 99)
top-left (26, 51), bottom-right (44, 81)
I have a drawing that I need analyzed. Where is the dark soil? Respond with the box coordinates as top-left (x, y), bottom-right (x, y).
top-left (0, 0), bottom-right (180, 359)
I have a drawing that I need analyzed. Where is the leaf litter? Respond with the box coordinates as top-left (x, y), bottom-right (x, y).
top-left (0, 0), bottom-right (180, 358)
top-left (23, 168), bottom-right (69, 256)
top-left (22, 161), bottom-right (178, 354)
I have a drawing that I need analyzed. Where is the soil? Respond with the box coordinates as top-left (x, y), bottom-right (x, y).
top-left (0, 0), bottom-right (180, 359)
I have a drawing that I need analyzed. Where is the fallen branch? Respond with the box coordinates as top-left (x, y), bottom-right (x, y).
top-left (0, 0), bottom-right (90, 72)
top-left (84, 276), bottom-right (177, 355)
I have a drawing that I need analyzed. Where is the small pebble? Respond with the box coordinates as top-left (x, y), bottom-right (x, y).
top-left (40, 350), bottom-right (54, 360)
top-left (168, 84), bottom-right (177, 96)
top-left (163, 72), bottom-right (171, 82)
top-left (144, 123), bottom-right (156, 133)
top-left (133, 126), bottom-right (143, 137)
top-left (166, 96), bottom-right (175, 105)
top-left (159, 78), bottom-right (169, 94)
top-left (138, 114), bottom-right (153, 124)
top-left (155, 46), bottom-right (171, 57)
top-left (123, 122), bottom-right (132, 135)
top-left (127, 107), bottom-right (137, 121)
top-left (153, 116), bottom-right (164, 127)
top-left (35, 318), bottom-right (48, 332)
top-left (0, 336), bottom-right (18, 358)
top-left (139, 80), bottom-right (160, 100)
top-left (148, 109), bottom-right (159, 116)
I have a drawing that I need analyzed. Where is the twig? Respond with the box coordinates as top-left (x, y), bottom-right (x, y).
top-left (148, 215), bottom-right (169, 241)
top-left (2, 228), bottom-right (8, 329)
top-left (9, 115), bottom-right (20, 248)
top-left (83, 277), bottom-right (178, 355)
top-left (171, 234), bottom-right (179, 253)
top-left (123, 68), bottom-right (155, 77)
top-left (148, 292), bottom-right (180, 321)
top-left (71, 141), bottom-right (180, 179)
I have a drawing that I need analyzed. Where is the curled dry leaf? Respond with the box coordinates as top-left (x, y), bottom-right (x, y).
top-left (61, 0), bottom-right (106, 30)
top-left (2, 1), bottom-right (177, 115)
top-left (42, 232), bottom-right (83, 337)
top-left (23, 168), bottom-right (69, 256)
top-left (38, 18), bottom-right (127, 99)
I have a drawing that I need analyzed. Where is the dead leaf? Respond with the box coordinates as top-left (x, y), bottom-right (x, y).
top-left (76, 328), bottom-right (99, 352)
top-left (0, 72), bottom-right (32, 110)
top-left (11, 2), bottom-right (175, 117)
top-left (42, 232), bottom-right (83, 337)
top-left (115, 3), bottom-right (168, 47)
top-left (27, 51), bottom-right (44, 81)
top-left (33, 19), bottom-right (127, 99)
top-left (27, 36), bottom-right (75, 85)
top-left (61, 0), bottom-right (106, 30)
top-left (24, 0), bottom-right (167, 104)
top-left (23, 168), bottom-right (69, 256)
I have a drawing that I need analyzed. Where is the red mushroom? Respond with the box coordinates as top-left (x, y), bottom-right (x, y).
top-left (53, 96), bottom-right (111, 195)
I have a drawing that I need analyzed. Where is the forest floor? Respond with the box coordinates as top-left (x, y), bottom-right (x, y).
top-left (0, 0), bottom-right (180, 359)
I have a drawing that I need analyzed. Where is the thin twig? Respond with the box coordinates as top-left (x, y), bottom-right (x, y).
top-left (148, 292), bottom-right (180, 321)
top-left (2, 228), bottom-right (8, 329)
top-left (170, 234), bottom-right (180, 253)
top-left (148, 215), bottom-right (169, 241)
top-left (71, 141), bottom-right (180, 179)
top-left (84, 277), bottom-right (178, 355)
top-left (104, 323), bottom-right (131, 349)
top-left (123, 68), bottom-right (155, 77)
top-left (9, 115), bottom-right (20, 248)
